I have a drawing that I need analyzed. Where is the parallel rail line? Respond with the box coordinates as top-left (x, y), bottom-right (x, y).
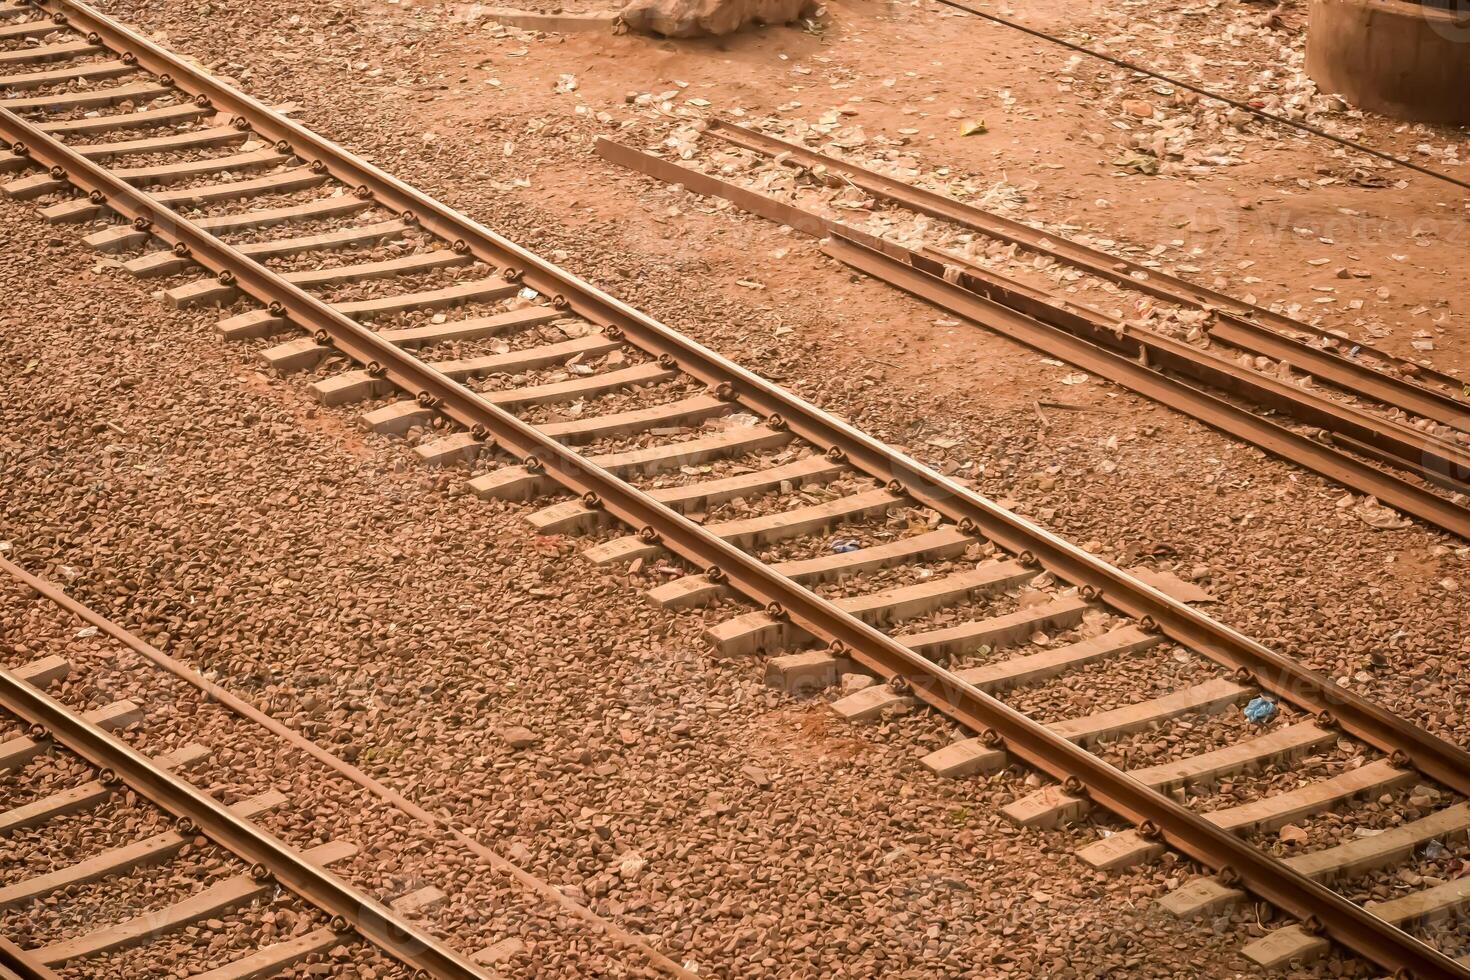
top-left (0, 661), bottom-right (488, 979)
top-left (703, 119), bottom-right (1470, 414)
top-left (0, 0), bottom-right (1467, 975)
top-left (594, 130), bottom-right (1470, 541)
top-left (0, 555), bottom-right (692, 979)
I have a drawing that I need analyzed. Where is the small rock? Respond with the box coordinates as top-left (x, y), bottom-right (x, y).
top-left (501, 725), bottom-right (539, 750)
top-left (1278, 824), bottom-right (1309, 845)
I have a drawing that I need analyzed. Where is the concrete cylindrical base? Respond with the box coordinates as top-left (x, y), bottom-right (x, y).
top-left (1306, 0), bottom-right (1470, 124)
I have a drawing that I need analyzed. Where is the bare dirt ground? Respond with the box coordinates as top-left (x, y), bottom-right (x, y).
top-left (1, 0), bottom-right (1468, 975)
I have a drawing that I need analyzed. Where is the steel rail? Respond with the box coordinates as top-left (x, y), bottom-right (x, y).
top-left (0, 939), bottom-right (56, 980)
top-left (2, 125), bottom-right (1463, 980)
top-left (0, 667), bottom-right (490, 979)
top-left (918, 247), bottom-right (1470, 487)
top-left (18, 0), bottom-right (1469, 799)
top-left (704, 120), bottom-right (1470, 425)
top-left (593, 136), bottom-right (1470, 540)
top-left (4, 21), bottom-right (1470, 974)
top-left (0, 555), bottom-right (697, 980)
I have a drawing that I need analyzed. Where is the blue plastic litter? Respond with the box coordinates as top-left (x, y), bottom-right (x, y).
top-left (1243, 696), bottom-right (1277, 724)
top-left (830, 538), bottom-right (861, 553)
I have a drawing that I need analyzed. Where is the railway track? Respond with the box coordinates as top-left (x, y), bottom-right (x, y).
top-left (0, 0), bottom-right (1468, 975)
top-left (595, 124), bottom-right (1470, 542)
top-left (0, 558), bottom-right (695, 980)
top-left (0, 652), bottom-right (488, 978)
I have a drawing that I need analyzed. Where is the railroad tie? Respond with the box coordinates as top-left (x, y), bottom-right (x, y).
top-left (1244, 876), bottom-right (1470, 969)
top-left (922, 677), bottom-right (1249, 779)
top-left (1077, 757), bottom-right (1416, 871)
top-left (0, 789), bottom-right (285, 909)
top-left (0, 742), bottom-right (209, 836)
top-left (1008, 720), bottom-right (1334, 829)
top-left (0, 699), bottom-right (141, 770)
top-left (838, 624), bottom-right (1159, 726)
top-left (528, 453), bottom-right (844, 535)
top-left (30, 839), bottom-right (357, 965)
top-left (469, 424), bottom-right (792, 501)
top-left (655, 526), bottom-right (976, 612)
top-left (185, 928), bottom-right (349, 980)
top-left (587, 486), bottom-right (900, 571)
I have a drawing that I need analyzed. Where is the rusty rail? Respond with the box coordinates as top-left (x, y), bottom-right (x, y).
top-left (0, 938), bottom-right (57, 980)
top-left (704, 119), bottom-right (1470, 426)
top-left (6, 5), bottom-right (1470, 972)
top-left (0, 665), bottom-right (489, 978)
top-left (593, 136), bottom-right (1470, 541)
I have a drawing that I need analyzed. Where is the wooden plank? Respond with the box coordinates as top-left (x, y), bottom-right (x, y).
top-left (282, 249), bottom-right (469, 288)
top-left (379, 305), bottom-right (561, 347)
top-left (45, 165), bottom-right (326, 223)
top-left (312, 334), bottom-right (620, 406)
top-left (1129, 720), bottom-right (1335, 791)
top-left (539, 393), bottom-right (730, 444)
top-left (127, 218), bottom-right (408, 279)
top-left (0, 41), bottom-right (102, 68)
top-left (1157, 877), bottom-right (1244, 918)
top-left (841, 561), bottom-right (1033, 628)
top-left (216, 270), bottom-right (506, 340)
top-left (956, 625), bottom-right (1158, 693)
top-left (7, 148), bottom-right (287, 201)
top-left (0, 17), bottom-right (69, 40)
top-left (34, 875), bottom-right (271, 964)
top-left (11, 126), bottom-right (244, 178)
top-left (86, 189), bottom-right (357, 254)
top-left (11, 654), bottom-right (71, 688)
top-left (838, 622), bottom-right (1153, 726)
top-left (335, 277), bottom-right (517, 318)
top-left (709, 556), bottom-right (1032, 660)
top-left (1240, 925), bottom-right (1330, 970)
top-left (37, 102), bottom-right (207, 136)
top-left (764, 650), bottom-right (855, 695)
top-left (1367, 874), bottom-right (1470, 924)
top-left (389, 885), bottom-right (447, 914)
top-left (1049, 678), bottom-right (1249, 745)
top-left (432, 334), bottom-right (621, 382)
top-left (1285, 800), bottom-right (1470, 883)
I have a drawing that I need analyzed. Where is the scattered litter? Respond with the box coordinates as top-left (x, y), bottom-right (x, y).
top-left (1341, 494), bottom-right (1413, 531)
top-left (830, 538), bottom-right (861, 553)
top-left (959, 119), bottom-right (987, 136)
top-left (74, 626), bottom-right (100, 639)
top-left (1113, 151), bottom-right (1159, 175)
top-left (1243, 696), bottom-right (1277, 724)
top-left (1424, 839), bottom-right (1448, 860)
